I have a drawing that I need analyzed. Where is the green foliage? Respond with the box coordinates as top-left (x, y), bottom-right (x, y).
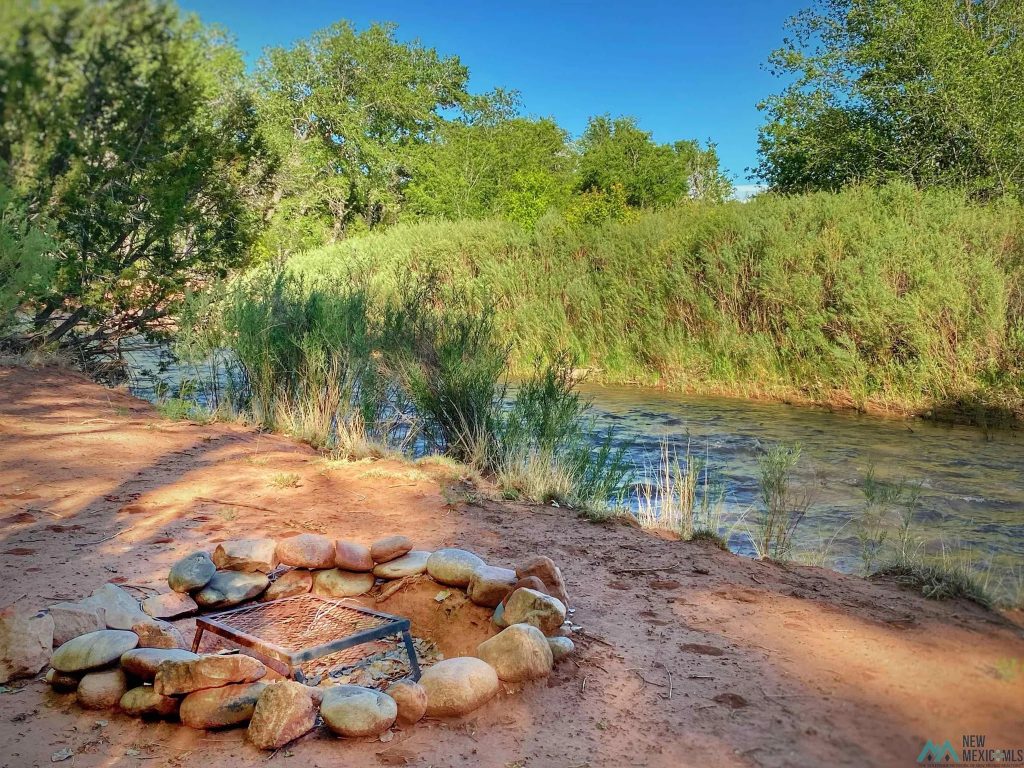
top-left (758, 0), bottom-right (1024, 197)
top-left (577, 116), bottom-right (733, 204)
top-left (0, 182), bottom-right (53, 333)
top-left (874, 560), bottom-right (994, 609)
top-left (405, 95), bottom-right (573, 227)
top-left (254, 20), bottom-right (469, 247)
top-left (0, 0), bottom-right (271, 352)
top-left (752, 444), bottom-right (811, 561)
top-left (289, 183), bottom-right (1024, 421)
top-left (382, 280), bottom-right (510, 463)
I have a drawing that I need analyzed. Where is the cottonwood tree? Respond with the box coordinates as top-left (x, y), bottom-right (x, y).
top-left (757, 0), bottom-right (1024, 197)
top-left (404, 90), bottom-right (574, 226)
top-left (0, 0), bottom-right (273, 356)
top-left (254, 21), bottom-right (470, 251)
top-left (576, 116), bottom-right (733, 206)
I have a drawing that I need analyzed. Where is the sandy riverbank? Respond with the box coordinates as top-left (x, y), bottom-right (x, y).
top-left (1, 364), bottom-right (1022, 767)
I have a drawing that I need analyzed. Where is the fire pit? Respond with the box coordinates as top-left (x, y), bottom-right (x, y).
top-left (191, 594), bottom-right (421, 683)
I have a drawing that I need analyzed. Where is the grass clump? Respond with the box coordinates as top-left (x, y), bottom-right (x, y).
top-left (750, 443), bottom-right (811, 561)
top-left (874, 560), bottom-right (995, 609)
top-left (269, 472), bottom-right (301, 489)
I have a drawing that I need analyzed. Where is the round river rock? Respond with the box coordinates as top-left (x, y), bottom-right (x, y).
top-left (312, 569), bottom-right (375, 598)
top-left (426, 548), bottom-right (487, 587)
top-left (373, 551), bottom-right (430, 579)
top-left (168, 551), bottom-right (216, 593)
top-left (320, 685), bottom-right (397, 737)
top-left (50, 629), bottom-right (139, 673)
top-left (276, 534), bottom-right (335, 569)
top-left (420, 657), bottom-right (499, 718)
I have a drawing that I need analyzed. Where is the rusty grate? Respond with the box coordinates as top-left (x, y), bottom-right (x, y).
top-left (192, 594), bottom-right (421, 683)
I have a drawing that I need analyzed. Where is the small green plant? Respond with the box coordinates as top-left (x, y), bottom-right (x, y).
top-left (992, 658), bottom-right (1021, 682)
top-left (269, 472), bottom-right (301, 489)
top-left (750, 443), bottom-right (811, 561)
top-left (874, 544), bottom-right (996, 609)
top-left (156, 398), bottom-right (212, 423)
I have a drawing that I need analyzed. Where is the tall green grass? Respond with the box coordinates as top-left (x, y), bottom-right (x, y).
top-left (288, 183), bottom-right (1024, 423)
top-left (179, 270), bottom-right (631, 511)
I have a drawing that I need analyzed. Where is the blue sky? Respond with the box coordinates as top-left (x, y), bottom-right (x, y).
top-left (180, 0), bottom-right (803, 192)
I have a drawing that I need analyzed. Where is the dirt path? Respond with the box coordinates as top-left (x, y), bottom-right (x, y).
top-left (1, 364), bottom-right (1022, 768)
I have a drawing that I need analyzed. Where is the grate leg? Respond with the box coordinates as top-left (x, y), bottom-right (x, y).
top-left (190, 626), bottom-right (205, 653)
top-left (402, 629), bottom-right (421, 682)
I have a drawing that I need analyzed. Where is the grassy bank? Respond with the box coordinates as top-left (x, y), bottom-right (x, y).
top-left (288, 184), bottom-right (1024, 424)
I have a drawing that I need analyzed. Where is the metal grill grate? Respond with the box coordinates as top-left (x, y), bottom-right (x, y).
top-left (192, 594), bottom-right (421, 683)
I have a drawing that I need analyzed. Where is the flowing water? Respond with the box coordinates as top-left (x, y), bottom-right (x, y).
top-left (124, 347), bottom-right (1023, 599)
top-left (578, 383), bottom-right (1023, 593)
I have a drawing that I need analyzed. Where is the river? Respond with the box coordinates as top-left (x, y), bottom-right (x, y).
top-left (580, 383), bottom-right (1023, 595)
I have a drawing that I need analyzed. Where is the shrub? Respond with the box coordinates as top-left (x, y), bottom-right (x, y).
top-left (751, 444), bottom-right (811, 561)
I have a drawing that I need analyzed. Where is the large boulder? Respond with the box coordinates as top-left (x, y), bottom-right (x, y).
top-left (467, 565), bottom-right (518, 607)
top-left (547, 636), bottom-right (575, 662)
top-left (120, 648), bottom-right (198, 680)
top-left (131, 618), bottom-right (186, 650)
top-left (311, 569), bottom-right (375, 598)
top-left (420, 657), bottom-right (499, 718)
top-left (141, 592), bottom-right (197, 620)
top-left (168, 551), bottom-right (216, 593)
top-left (247, 681), bottom-right (318, 750)
top-left (426, 549), bottom-right (486, 587)
top-left (50, 629), bottom-right (138, 674)
top-left (386, 679), bottom-right (427, 725)
top-left (154, 654), bottom-right (267, 696)
top-left (47, 602), bottom-right (103, 647)
top-left (262, 569), bottom-right (312, 601)
top-left (120, 685), bottom-right (180, 718)
top-left (77, 668), bottom-right (128, 710)
top-left (476, 624), bottom-right (553, 682)
top-left (369, 535), bottom-right (413, 564)
top-left (179, 682), bottom-right (268, 729)
top-left (516, 555), bottom-right (570, 607)
top-left (0, 607), bottom-right (54, 683)
top-left (80, 584), bottom-right (148, 630)
top-left (373, 551), bottom-right (430, 580)
top-left (275, 534), bottom-right (335, 570)
top-left (502, 588), bottom-right (566, 635)
top-left (335, 541), bottom-right (374, 572)
top-left (212, 539), bottom-right (277, 573)
top-left (320, 685), bottom-right (397, 738)
top-left (194, 571), bottom-right (269, 609)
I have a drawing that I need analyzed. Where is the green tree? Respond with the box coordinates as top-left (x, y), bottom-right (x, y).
top-left (576, 116), bottom-right (732, 206)
top-left (0, 182), bottom-right (53, 333)
top-left (254, 21), bottom-right (469, 250)
top-left (0, 0), bottom-right (271, 354)
top-left (757, 0), bottom-right (1024, 197)
top-left (405, 91), bottom-right (573, 226)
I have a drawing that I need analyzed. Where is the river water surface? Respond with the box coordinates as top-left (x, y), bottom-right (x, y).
top-left (579, 383), bottom-right (1023, 592)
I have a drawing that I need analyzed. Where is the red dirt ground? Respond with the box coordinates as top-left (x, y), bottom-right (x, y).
top-left (1, 364), bottom-right (1022, 768)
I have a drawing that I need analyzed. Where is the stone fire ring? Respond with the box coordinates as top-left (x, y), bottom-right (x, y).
top-left (2, 532), bottom-right (577, 752)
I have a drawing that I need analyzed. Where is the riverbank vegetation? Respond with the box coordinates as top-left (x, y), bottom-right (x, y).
top-left (286, 184), bottom-right (1024, 422)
